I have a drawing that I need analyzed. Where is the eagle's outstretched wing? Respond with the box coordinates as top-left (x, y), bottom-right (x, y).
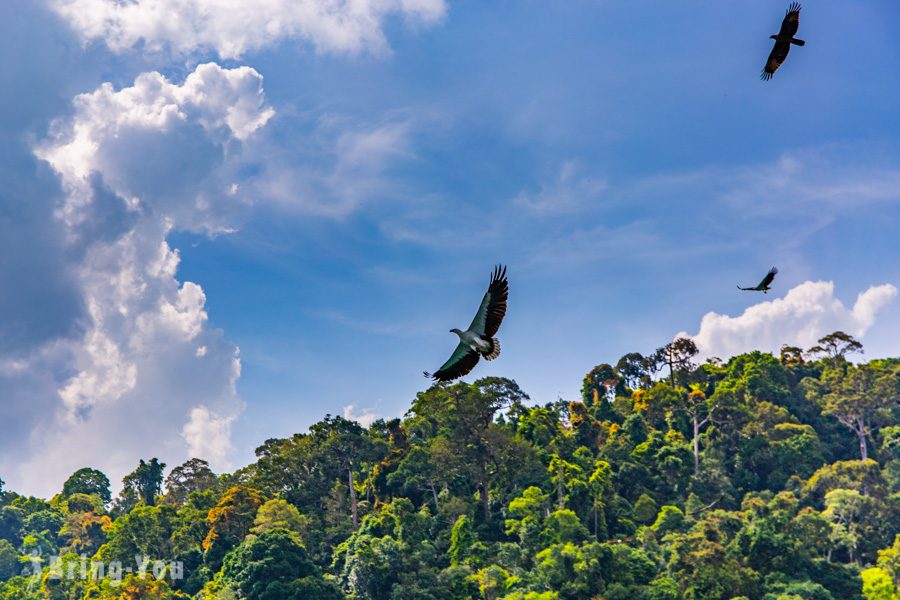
top-left (425, 342), bottom-right (480, 382)
top-left (467, 265), bottom-right (508, 337)
top-left (779, 3), bottom-right (801, 38)
top-left (757, 266), bottom-right (778, 289)
top-left (762, 41), bottom-right (791, 80)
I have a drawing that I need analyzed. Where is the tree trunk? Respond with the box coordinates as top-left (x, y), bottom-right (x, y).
top-left (557, 469), bottom-right (565, 509)
top-left (430, 483), bottom-right (440, 510)
top-left (693, 415), bottom-right (700, 472)
top-left (348, 465), bottom-right (358, 527)
top-left (856, 418), bottom-right (868, 461)
top-left (479, 481), bottom-right (491, 521)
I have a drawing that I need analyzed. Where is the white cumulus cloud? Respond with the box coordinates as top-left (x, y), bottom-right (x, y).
top-left (682, 281), bottom-right (898, 360)
top-left (182, 405), bottom-right (237, 467)
top-left (51, 0), bottom-right (446, 59)
top-left (0, 63), bottom-right (272, 497)
top-left (343, 404), bottom-right (378, 428)
top-left (36, 62), bottom-right (273, 234)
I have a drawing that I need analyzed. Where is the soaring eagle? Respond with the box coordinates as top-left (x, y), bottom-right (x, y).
top-left (738, 267), bottom-right (778, 293)
top-left (761, 3), bottom-right (805, 80)
top-left (425, 265), bottom-right (508, 382)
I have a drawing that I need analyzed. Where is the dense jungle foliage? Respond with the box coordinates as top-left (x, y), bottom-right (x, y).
top-left (1, 331), bottom-right (898, 600)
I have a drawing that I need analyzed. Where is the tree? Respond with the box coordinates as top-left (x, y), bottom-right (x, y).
top-left (633, 493), bottom-right (658, 525)
top-left (407, 378), bottom-right (525, 522)
top-left (386, 445), bottom-right (444, 509)
top-left (548, 454), bottom-right (584, 510)
top-left (582, 364), bottom-right (620, 420)
top-left (163, 459), bottom-right (217, 505)
top-left (0, 506), bottom-right (23, 546)
top-left (118, 458), bottom-right (167, 511)
top-left (860, 536), bottom-right (900, 600)
top-left (0, 539), bottom-right (17, 580)
top-left (95, 504), bottom-right (177, 565)
top-left (817, 363), bottom-right (898, 460)
top-left (588, 460), bottom-right (613, 539)
top-left (221, 529), bottom-right (341, 600)
top-left (449, 515), bottom-right (478, 567)
top-left (807, 331), bottom-right (864, 365)
top-left (779, 344), bottom-right (805, 367)
top-left (654, 337), bottom-right (699, 388)
top-left (616, 352), bottom-right (651, 390)
top-left (861, 567), bottom-right (896, 600)
top-left (58, 510), bottom-right (112, 555)
top-left (310, 415), bottom-right (383, 528)
top-left (62, 468), bottom-right (112, 504)
top-left (87, 574), bottom-right (189, 599)
top-left (203, 486), bottom-right (266, 571)
top-left (823, 488), bottom-right (874, 563)
top-left (472, 565), bottom-right (510, 600)
top-left (250, 498), bottom-right (309, 544)
top-left (673, 387), bottom-right (716, 472)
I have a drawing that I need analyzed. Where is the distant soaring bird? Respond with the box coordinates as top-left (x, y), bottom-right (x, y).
top-left (738, 267), bottom-right (778, 293)
top-left (425, 265), bottom-right (508, 382)
top-left (761, 3), bottom-right (804, 80)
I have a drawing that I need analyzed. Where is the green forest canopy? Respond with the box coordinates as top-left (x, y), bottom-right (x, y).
top-left (1, 331), bottom-right (898, 600)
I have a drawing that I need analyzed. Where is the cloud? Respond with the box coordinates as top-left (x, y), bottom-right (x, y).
top-left (0, 63), bottom-right (272, 496)
top-left (36, 62), bottom-right (274, 234)
top-left (515, 160), bottom-right (607, 214)
top-left (51, 0), bottom-right (446, 59)
top-left (343, 404), bottom-right (378, 428)
top-left (256, 118), bottom-right (417, 217)
top-left (182, 405), bottom-right (237, 466)
top-left (682, 281), bottom-right (898, 360)
top-left (721, 152), bottom-right (900, 219)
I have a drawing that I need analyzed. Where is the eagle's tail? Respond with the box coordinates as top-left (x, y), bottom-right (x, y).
top-left (791, 38), bottom-right (806, 46)
top-left (483, 337), bottom-right (501, 361)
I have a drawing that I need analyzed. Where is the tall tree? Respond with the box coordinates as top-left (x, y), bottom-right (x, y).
top-left (673, 388), bottom-right (716, 472)
top-left (807, 331), bottom-right (864, 366)
top-left (408, 378), bottom-right (524, 521)
top-left (221, 529), bottom-right (342, 600)
top-left (779, 344), bottom-right (805, 367)
top-left (817, 364), bottom-right (898, 461)
top-left (163, 458), bottom-right (217, 505)
top-left (62, 468), bottom-right (112, 504)
top-left (655, 338), bottom-right (699, 388)
top-left (310, 415), bottom-right (383, 528)
top-left (118, 458), bottom-right (167, 512)
top-left (615, 352), bottom-right (650, 390)
top-left (203, 486), bottom-right (266, 571)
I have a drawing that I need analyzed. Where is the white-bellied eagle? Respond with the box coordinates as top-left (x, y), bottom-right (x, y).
top-left (738, 266), bottom-right (778, 293)
top-left (761, 3), bottom-right (804, 80)
top-left (424, 265), bottom-right (508, 382)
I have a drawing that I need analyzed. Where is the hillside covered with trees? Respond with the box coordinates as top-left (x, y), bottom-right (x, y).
top-left (1, 331), bottom-right (898, 600)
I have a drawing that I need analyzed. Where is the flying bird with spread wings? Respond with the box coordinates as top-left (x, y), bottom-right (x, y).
top-left (761, 3), bottom-right (805, 80)
top-left (738, 267), bottom-right (778, 293)
top-left (425, 265), bottom-right (508, 382)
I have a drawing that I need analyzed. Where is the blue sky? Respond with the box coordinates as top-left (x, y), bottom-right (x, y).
top-left (2, 0), bottom-right (900, 497)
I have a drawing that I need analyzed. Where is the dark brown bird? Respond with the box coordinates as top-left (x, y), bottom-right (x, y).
top-left (761, 3), bottom-right (805, 80)
top-left (738, 267), bottom-right (778, 293)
